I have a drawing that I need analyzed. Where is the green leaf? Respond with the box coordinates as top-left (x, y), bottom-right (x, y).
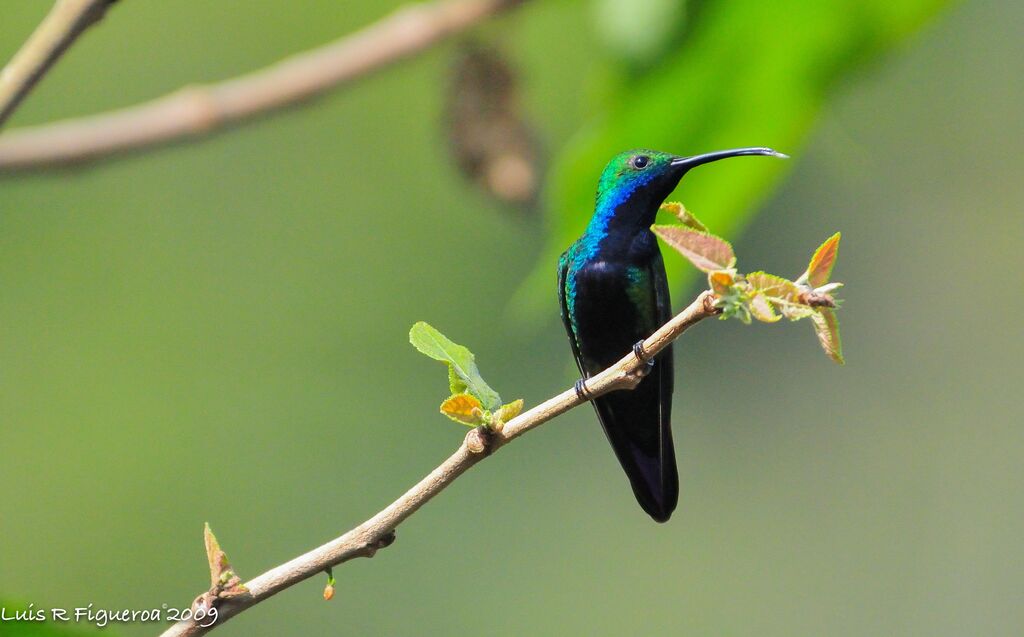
top-left (409, 322), bottom-right (502, 411)
top-left (439, 393), bottom-right (486, 426)
top-left (447, 365), bottom-right (467, 396)
top-left (652, 225), bottom-right (735, 272)
top-left (811, 308), bottom-right (845, 364)
top-left (803, 232), bottom-right (841, 287)
top-left (781, 304), bottom-right (817, 320)
top-left (746, 271), bottom-right (801, 302)
top-left (659, 201), bottom-right (708, 232)
top-left (711, 271), bottom-right (753, 324)
top-left (494, 399), bottom-right (524, 424)
top-left (512, 0), bottom-right (951, 322)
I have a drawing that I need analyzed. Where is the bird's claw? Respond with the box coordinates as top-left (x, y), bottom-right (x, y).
top-left (632, 340), bottom-right (648, 363)
top-left (632, 340), bottom-right (655, 377)
top-left (575, 378), bottom-right (593, 402)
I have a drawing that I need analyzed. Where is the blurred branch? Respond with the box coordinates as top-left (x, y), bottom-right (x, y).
top-left (0, 0), bottom-right (526, 173)
top-left (158, 290), bottom-right (720, 637)
top-left (0, 0), bottom-right (118, 128)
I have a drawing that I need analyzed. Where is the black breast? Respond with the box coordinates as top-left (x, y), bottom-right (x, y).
top-left (571, 257), bottom-right (654, 375)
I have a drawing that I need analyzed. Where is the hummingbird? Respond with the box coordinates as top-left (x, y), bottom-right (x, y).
top-left (557, 147), bottom-right (786, 522)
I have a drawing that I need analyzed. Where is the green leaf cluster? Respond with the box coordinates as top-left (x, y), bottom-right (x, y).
top-left (409, 322), bottom-right (524, 429)
top-left (656, 205), bottom-right (845, 364)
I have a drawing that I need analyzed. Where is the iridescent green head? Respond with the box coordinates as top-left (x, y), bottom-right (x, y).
top-left (591, 146), bottom-right (787, 233)
top-left (595, 149), bottom-right (679, 217)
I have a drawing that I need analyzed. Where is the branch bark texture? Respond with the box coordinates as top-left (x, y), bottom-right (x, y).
top-left (0, 0), bottom-right (117, 128)
top-left (0, 0), bottom-right (524, 172)
top-left (158, 290), bottom-right (719, 637)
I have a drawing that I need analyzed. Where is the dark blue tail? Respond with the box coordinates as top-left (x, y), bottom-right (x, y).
top-left (591, 353), bottom-right (677, 522)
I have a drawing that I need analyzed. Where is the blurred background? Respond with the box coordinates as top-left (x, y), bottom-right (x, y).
top-left (1, 0), bottom-right (1022, 635)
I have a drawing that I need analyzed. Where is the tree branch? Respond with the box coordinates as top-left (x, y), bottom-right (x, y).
top-left (157, 289), bottom-right (720, 637)
top-left (0, 0), bottom-right (525, 173)
top-left (0, 0), bottom-right (117, 129)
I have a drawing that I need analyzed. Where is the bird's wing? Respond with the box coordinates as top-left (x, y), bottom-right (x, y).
top-left (588, 250), bottom-right (677, 521)
top-left (650, 248), bottom-right (672, 331)
top-left (649, 248), bottom-right (674, 453)
top-left (557, 249), bottom-right (585, 377)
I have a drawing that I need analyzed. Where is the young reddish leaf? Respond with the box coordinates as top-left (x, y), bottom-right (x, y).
top-left (440, 393), bottom-right (485, 426)
top-left (811, 308), bottom-right (844, 365)
top-left (749, 293), bottom-right (781, 323)
top-left (652, 225), bottom-right (735, 272)
top-left (204, 523), bottom-right (247, 598)
top-left (804, 232), bottom-right (841, 287)
top-left (659, 201), bottom-right (707, 232)
top-left (708, 270), bottom-right (735, 296)
top-left (659, 201), bottom-right (684, 218)
top-left (323, 569), bottom-right (337, 601)
top-left (205, 523), bottom-right (229, 588)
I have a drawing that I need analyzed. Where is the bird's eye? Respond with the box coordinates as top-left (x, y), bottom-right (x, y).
top-left (632, 155), bottom-right (650, 169)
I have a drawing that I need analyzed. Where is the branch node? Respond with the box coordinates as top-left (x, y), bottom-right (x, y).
top-left (464, 425), bottom-right (493, 455)
top-left (176, 86), bottom-right (221, 133)
top-left (377, 529), bottom-right (397, 549)
top-left (363, 530), bottom-right (397, 558)
top-left (191, 592), bottom-right (216, 617)
top-left (703, 292), bottom-right (722, 315)
top-left (618, 370), bottom-right (644, 389)
top-left (799, 289), bottom-right (837, 308)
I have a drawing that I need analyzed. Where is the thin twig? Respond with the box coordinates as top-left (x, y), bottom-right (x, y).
top-left (0, 0), bottom-right (525, 173)
top-left (157, 290), bottom-right (720, 637)
top-left (0, 0), bottom-right (117, 128)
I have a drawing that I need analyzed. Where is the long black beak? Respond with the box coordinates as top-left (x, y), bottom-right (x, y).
top-left (670, 147), bottom-right (788, 171)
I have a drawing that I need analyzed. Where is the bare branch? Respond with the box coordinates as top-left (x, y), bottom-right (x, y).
top-left (0, 0), bottom-right (525, 173)
top-left (157, 290), bottom-right (719, 637)
top-left (0, 0), bottom-right (117, 128)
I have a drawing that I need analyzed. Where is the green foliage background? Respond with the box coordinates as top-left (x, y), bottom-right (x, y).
top-left (2, 0), bottom-right (1022, 635)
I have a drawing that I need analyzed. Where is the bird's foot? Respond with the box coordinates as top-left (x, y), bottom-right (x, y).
top-left (574, 378), bottom-right (593, 402)
top-left (632, 340), bottom-right (655, 377)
